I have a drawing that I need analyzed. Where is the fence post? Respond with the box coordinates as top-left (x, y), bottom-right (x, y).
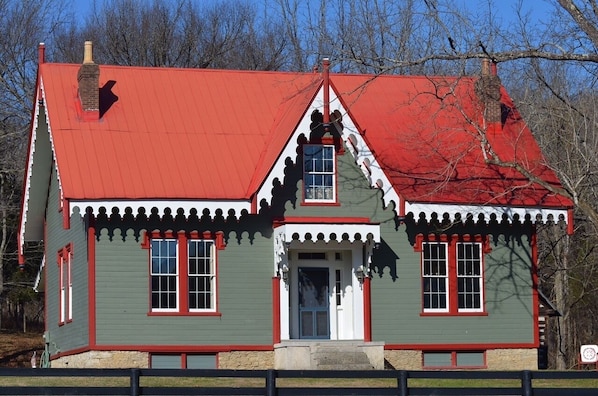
top-left (521, 370), bottom-right (533, 396)
top-left (397, 370), bottom-right (408, 396)
top-left (266, 369), bottom-right (277, 396)
top-left (130, 368), bottom-right (140, 396)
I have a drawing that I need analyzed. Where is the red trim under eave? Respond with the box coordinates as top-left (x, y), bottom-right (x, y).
top-left (363, 277), bottom-right (372, 342)
top-left (567, 208), bottom-right (574, 235)
top-left (62, 198), bottom-right (70, 230)
top-left (272, 277), bottom-right (281, 344)
top-left (384, 342), bottom-right (538, 350)
top-left (88, 224), bottom-right (97, 348)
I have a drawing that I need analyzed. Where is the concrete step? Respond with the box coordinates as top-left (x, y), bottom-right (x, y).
top-left (317, 363), bottom-right (374, 370)
top-left (312, 347), bottom-right (374, 370)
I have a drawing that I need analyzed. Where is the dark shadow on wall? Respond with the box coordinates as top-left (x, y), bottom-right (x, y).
top-left (371, 239), bottom-right (400, 282)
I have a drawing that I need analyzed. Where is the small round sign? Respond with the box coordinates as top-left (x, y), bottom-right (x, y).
top-left (580, 345), bottom-right (598, 363)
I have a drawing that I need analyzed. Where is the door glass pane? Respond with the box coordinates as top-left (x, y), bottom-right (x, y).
top-left (316, 311), bottom-right (328, 337)
top-left (298, 267), bottom-right (329, 339)
top-left (301, 311), bottom-right (314, 337)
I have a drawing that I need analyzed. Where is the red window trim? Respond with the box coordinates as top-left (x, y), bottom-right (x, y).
top-left (142, 230), bottom-right (225, 316)
top-left (414, 234), bottom-right (490, 316)
top-left (57, 243), bottom-right (73, 326)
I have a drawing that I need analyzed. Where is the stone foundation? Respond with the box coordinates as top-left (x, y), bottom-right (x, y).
top-left (52, 350), bottom-right (148, 368)
top-left (486, 348), bottom-right (537, 370)
top-left (385, 348), bottom-right (538, 370)
top-left (50, 347), bottom-right (537, 370)
top-left (384, 350), bottom-right (422, 370)
top-left (218, 351), bottom-right (274, 369)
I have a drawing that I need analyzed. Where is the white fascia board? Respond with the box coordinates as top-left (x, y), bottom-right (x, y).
top-left (70, 200), bottom-right (252, 218)
top-left (19, 89), bottom-right (41, 255)
top-left (19, 81), bottom-right (59, 253)
top-left (33, 255), bottom-right (46, 292)
top-left (256, 85), bottom-right (401, 211)
top-left (405, 202), bottom-right (569, 223)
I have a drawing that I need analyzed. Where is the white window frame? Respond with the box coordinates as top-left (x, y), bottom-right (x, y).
top-left (59, 256), bottom-right (66, 324)
top-left (67, 253), bottom-right (72, 321)
top-left (187, 240), bottom-right (216, 312)
top-left (422, 242), bottom-right (449, 313)
top-left (58, 246), bottom-right (72, 324)
top-left (456, 242), bottom-right (483, 312)
top-left (150, 239), bottom-right (179, 312)
top-left (303, 144), bottom-right (336, 202)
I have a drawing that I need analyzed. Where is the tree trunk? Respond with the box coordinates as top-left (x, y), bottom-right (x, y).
top-left (553, 224), bottom-right (571, 370)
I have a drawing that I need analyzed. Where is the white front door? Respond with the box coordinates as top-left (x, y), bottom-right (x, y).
top-left (282, 247), bottom-right (361, 341)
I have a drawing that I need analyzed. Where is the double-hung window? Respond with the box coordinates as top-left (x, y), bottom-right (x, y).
top-left (456, 242), bottom-right (482, 311)
top-left (303, 144), bottom-right (335, 202)
top-left (187, 240), bottom-right (215, 311)
top-left (418, 236), bottom-right (486, 315)
top-left (422, 243), bottom-right (448, 312)
top-left (57, 244), bottom-right (73, 325)
top-left (147, 232), bottom-right (223, 315)
top-left (150, 239), bottom-right (178, 311)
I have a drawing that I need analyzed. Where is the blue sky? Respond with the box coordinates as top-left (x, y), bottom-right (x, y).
top-left (70, 0), bottom-right (556, 25)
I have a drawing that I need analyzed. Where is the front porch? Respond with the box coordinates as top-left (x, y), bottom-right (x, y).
top-left (274, 340), bottom-right (385, 370)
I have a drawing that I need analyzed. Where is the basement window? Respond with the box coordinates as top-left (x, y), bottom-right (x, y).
top-left (423, 351), bottom-right (485, 369)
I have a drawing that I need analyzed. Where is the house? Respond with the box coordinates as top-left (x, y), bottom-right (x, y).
top-left (18, 42), bottom-right (573, 370)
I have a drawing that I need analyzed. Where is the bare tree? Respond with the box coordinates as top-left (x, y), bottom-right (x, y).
top-left (53, 0), bottom-right (287, 70)
top-left (0, 0), bottom-right (69, 329)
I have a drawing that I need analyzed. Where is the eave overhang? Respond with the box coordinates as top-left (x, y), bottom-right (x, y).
top-left (272, 218), bottom-right (381, 276)
top-left (19, 79), bottom-right (54, 261)
top-left (69, 199), bottom-right (253, 219)
top-left (403, 202), bottom-right (571, 226)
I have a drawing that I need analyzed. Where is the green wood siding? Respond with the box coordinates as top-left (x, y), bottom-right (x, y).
top-left (283, 145), bottom-right (535, 345)
top-left (41, 132), bottom-right (536, 351)
top-left (94, 228), bottom-right (273, 346)
top-left (370, 223), bottom-right (535, 345)
top-left (44, 164), bottom-right (89, 354)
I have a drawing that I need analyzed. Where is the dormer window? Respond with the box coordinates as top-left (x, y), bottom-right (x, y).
top-left (303, 144), bottom-right (336, 203)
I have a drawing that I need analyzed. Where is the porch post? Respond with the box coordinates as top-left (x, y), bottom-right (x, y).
top-left (363, 276), bottom-right (372, 342)
top-left (272, 277), bottom-right (281, 344)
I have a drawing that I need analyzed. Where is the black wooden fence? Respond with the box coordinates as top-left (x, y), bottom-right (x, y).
top-left (0, 368), bottom-right (597, 395)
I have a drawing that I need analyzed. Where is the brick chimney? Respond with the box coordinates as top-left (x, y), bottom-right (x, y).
top-left (475, 58), bottom-right (502, 126)
top-left (77, 41), bottom-right (100, 121)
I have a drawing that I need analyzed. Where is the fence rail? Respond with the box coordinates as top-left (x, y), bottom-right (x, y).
top-left (1, 368), bottom-right (597, 395)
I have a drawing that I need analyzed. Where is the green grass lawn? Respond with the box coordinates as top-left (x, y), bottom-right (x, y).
top-left (1, 374), bottom-right (598, 389)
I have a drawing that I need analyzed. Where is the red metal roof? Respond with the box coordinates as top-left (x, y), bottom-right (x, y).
top-left (332, 75), bottom-right (571, 209)
top-left (38, 63), bottom-right (572, 209)
top-left (41, 64), bottom-right (320, 200)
